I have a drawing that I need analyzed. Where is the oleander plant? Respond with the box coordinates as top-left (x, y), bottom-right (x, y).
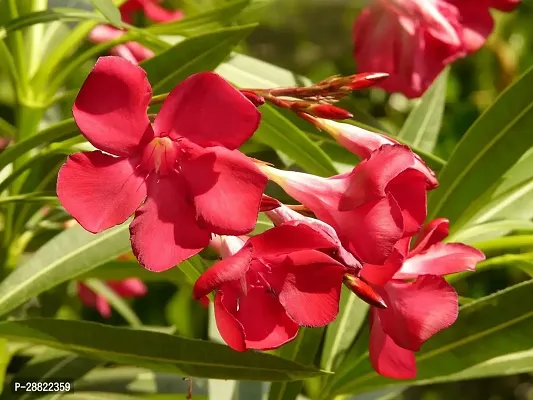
top-left (0, 0), bottom-right (532, 399)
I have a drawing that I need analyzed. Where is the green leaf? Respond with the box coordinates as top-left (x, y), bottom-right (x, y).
top-left (320, 289), bottom-right (369, 372)
top-left (0, 119), bottom-right (78, 172)
top-left (254, 105), bottom-right (337, 176)
top-left (145, 0), bottom-right (250, 35)
top-left (142, 25), bottom-right (257, 94)
top-left (427, 64), bottom-right (533, 232)
top-left (88, 0), bottom-right (123, 27)
top-left (396, 67), bottom-right (448, 152)
top-left (82, 279), bottom-right (142, 327)
top-left (0, 224), bottom-right (131, 317)
top-left (449, 220), bottom-right (533, 244)
top-left (0, 340), bottom-right (9, 396)
top-left (330, 279), bottom-right (533, 396)
top-left (268, 328), bottom-right (325, 400)
top-left (0, 9), bottom-right (107, 39)
top-left (0, 192), bottom-right (58, 206)
top-left (0, 319), bottom-right (325, 381)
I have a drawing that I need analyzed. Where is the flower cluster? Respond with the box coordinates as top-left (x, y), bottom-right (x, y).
top-left (353, 0), bottom-right (520, 97)
top-left (57, 55), bottom-right (484, 379)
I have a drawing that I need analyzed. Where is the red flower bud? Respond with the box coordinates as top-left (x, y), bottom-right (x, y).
top-left (306, 104), bottom-right (353, 120)
top-left (348, 72), bottom-right (389, 90)
top-left (240, 90), bottom-right (265, 107)
top-left (260, 194), bottom-right (281, 212)
top-left (343, 274), bottom-right (387, 309)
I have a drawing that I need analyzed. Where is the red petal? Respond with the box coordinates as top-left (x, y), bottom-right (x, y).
top-left (387, 169), bottom-right (428, 236)
top-left (130, 175), bottom-right (211, 272)
top-left (411, 218), bottom-right (450, 254)
top-left (360, 248), bottom-right (405, 286)
top-left (488, 0), bottom-right (520, 12)
top-left (396, 243), bottom-right (485, 280)
top-left (140, 0), bottom-right (183, 22)
top-left (193, 245), bottom-right (253, 299)
top-left (57, 151), bottom-right (147, 233)
top-left (276, 250), bottom-right (346, 326)
top-left (108, 278), bottom-right (148, 297)
top-left (341, 145), bottom-right (417, 211)
top-left (369, 309), bottom-right (417, 379)
top-left (182, 146), bottom-right (267, 235)
top-left (378, 275), bottom-right (459, 351)
top-left (237, 287), bottom-right (299, 350)
top-left (449, 0), bottom-right (494, 53)
top-left (214, 289), bottom-right (246, 352)
top-left (249, 224), bottom-right (338, 257)
top-left (73, 56), bottom-right (153, 157)
top-left (154, 72), bottom-right (260, 149)
top-left (77, 283), bottom-right (97, 307)
top-left (96, 296), bottom-right (112, 318)
top-left (339, 195), bottom-right (404, 265)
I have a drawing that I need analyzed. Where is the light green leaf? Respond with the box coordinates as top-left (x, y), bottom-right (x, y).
top-left (0, 224), bottom-right (131, 317)
top-left (449, 220), bottom-right (533, 244)
top-left (88, 0), bottom-right (123, 27)
top-left (146, 0), bottom-right (250, 35)
top-left (397, 67), bottom-right (448, 152)
top-left (320, 289), bottom-right (369, 372)
top-left (268, 328), bottom-right (325, 400)
top-left (330, 279), bottom-right (533, 396)
top-left (82, 279), bottom-right (142, 327)
top-left (427, 64), bottom-right (533, 232)
top-left (0, 192), bottom-right (58, 206)
top-left (142, 25), bottom-right (257, 94)
top-left (255, 105), bottom-right (337, 176)
top-left (0, 319), bottom-right (325, 381)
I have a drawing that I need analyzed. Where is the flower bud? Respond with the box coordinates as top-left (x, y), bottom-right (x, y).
top-left (240, 90), bottom-right (265, 107)
top-left (347, 72), bottom-right (389, 90)
top-left (260, 194), bottom-right (282, 212)
top-left (305, 104), bottom-right (353, 120)
top-left (343, 274), bottom-right (387, 309)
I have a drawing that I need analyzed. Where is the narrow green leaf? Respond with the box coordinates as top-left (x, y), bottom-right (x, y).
top-left (0, 119), bottom-right (78, 172)
top-left (397, 67), bottom-right (448, 152)
top-left (0, 192), bottom-right (58, 206)
top-left (0, 117), bottom-right (16, 138)
top-left (0, 224), bottom-right (131, 317)
top-left (142, 25), bottom-right (257, 94)
top-left (330, 279), bottom-right (533, 395)
top-left (0, 339), bottom-right (9, 395)
top-left (427, 64), bottom-right (533, 231)
top-left (146, 0), bottom-right (250, 35)
top-left (0, 319), bottom-right (325, 381)
top-left (82, 279), bottom-right (142, 327)
top-left (255, 105), bottom-right (337, 176)
top-left (320, 289), bottom-right (369, 372)
top-left (449, 220), bottom-right (533, 244)
top-left (88, 0), bottom-right (123, 27)
top-left (268, 328), bottom-right (325, 400)
top-left (79, 260), bottom-right (184, 283)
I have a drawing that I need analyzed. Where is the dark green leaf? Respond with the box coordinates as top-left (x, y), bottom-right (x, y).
top-left (0, 319), bottom-right (325, 381)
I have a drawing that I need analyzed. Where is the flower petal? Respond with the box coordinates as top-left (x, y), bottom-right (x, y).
top-left (140, 0), bottom-right (184, 22)
top-left (108, 278), bottom-right (148, 297)
top-left (237, 287), bottom-right (299, 350)
top-left (193, 245), bottom-right (253, 299)
top-left (369, 309), bottom-right (417, 379)
top-left (411, 218), bottom-right (450, 254)
top-left (339, 195), bottom-right (404, 265)
top-left (378, 275), bottom-right (459, 351)
top-left (214, 289), bottom-right (246, 352)
top-left (181, 146), bottom-right (267, 235)
top-left (249, 224), bottom-right (338, 257)
top-left (276, 250), bottom-right (346, 327)
top-left (396, 243), bottom-right (485, 280)
top-left (73, 56), bottom-right (153, 157)
top-left (154, 72), bottom-right (260, 149)
top-left (96, 296), bottom-right (112, 318)
top-left (129, 175), bottom-right (211, 272)
top-left (57, 151), bottom-right (147, 233)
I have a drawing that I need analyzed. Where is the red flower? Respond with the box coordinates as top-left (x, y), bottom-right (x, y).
top-left (77, 278), bottom-right (147, 318)
top-left (119, 0), bottom-right (183, 24)
top-left (263, 144), bottom-right (436, 265)
top-left (353, 0), bottom-right (520, 98)
top-left (57, 57), bottom-right (267, 271)
top-left (88, 0), bottom-right (183, 64)
top-left (193, 224), bottom-right (350, 351)
top-left (356, 218), bottom-right (485, 379)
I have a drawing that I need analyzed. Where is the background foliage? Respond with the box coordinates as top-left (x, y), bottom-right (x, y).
top-left (1, 0), bottom-right (533, 399)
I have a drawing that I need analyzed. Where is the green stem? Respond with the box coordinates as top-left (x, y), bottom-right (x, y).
top-left (6, 0), bottom-right (28, 97)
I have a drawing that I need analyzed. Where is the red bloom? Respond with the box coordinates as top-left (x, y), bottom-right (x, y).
top-left (77, 278), bottom-right (147, 318)
top-left (57, 57), bottom-right (267, 271)
top-left (88, 0), bottom-right (183, 64)
top-left (353, 0), bottom-right (520, 98)
top-left (356, 218), bottom-right (485, 379)
top-left (263, 144), bottom-right (436, 265)
top-left (193, 224), bottom-right (350, 351)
